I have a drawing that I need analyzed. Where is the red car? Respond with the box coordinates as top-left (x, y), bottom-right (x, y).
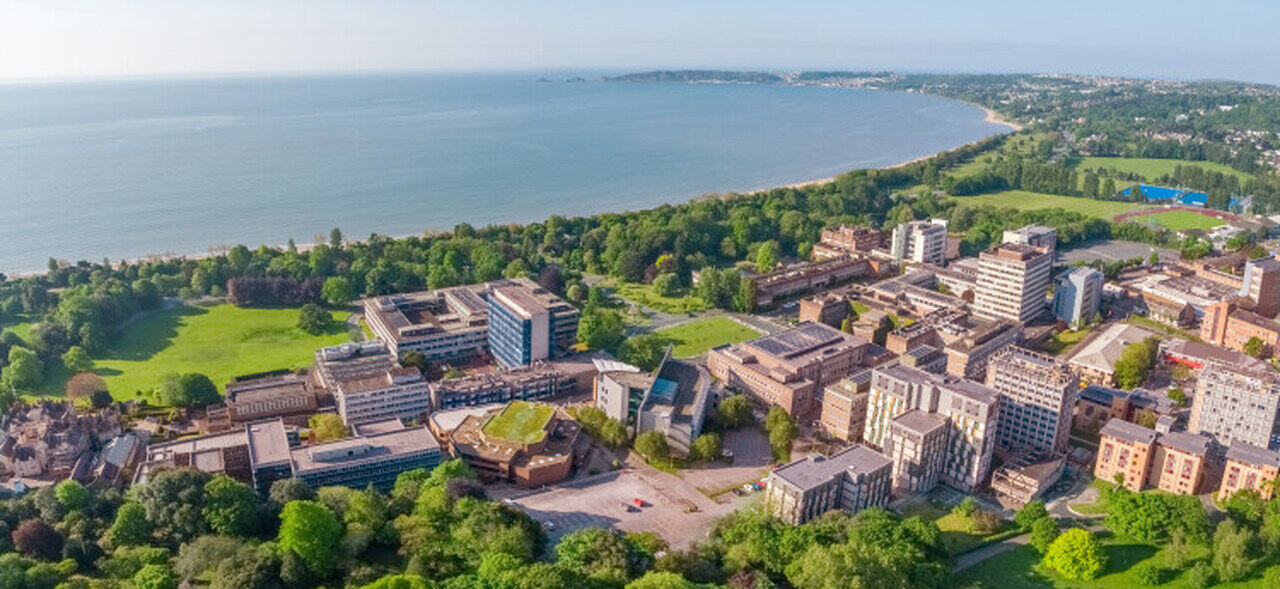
top-left (633, 498), bottom-right (645, 508)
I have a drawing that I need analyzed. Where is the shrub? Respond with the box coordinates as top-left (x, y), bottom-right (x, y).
top-left (1186, 562), bottom-right (1216, 589)
top-left (1130, 562), bottom-right (1168, 586)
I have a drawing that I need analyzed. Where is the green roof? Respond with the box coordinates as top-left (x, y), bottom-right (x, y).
top-left (480, 401), bottom-right (555, 444)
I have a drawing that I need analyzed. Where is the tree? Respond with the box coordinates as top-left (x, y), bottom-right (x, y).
top-left (130, 467), bottom-right (212, 544)
top-left (718, 395), bottom-right (752, 429)
top-left (619, 335), bottom-right (669, 372)
top-left (106, 502), bottom-right (151, 547)
top-left (12, 519), bottom-right (62, 560)
top-left (765, 406), bottom-right (796, 461)
top-left (651, 273), bottom-right (680, 297)
top-left (754, 242), bottom-right (778, 273)
top-left (598, 419), bottom-right (629, 449)
top-left (1112, 337), bottom-right (1158, 389)
top-left (1043, 528), bottom-right (1105, 581)
top-left (1029, 517), bottom-right (1060, 554)
top-left (174, 536), bottom-right (245, 580)
top-left (556, 528), bottom-right (648, 584)
top-left (952, 497), bottom-right (978, 518)
top-left (65, 372), bottom-right (108, 404)
top-left (309, 413), bottom-right (349, 443)
top-left (969, 510), bottom-right (1001, 534)
top-left (1186, 562), bottom-right (1216, 588)
top-left (53, 480), bottom-right (89, 511)
top-left (60, 346), bottom-right (92, 372)
top-left (1130, 561), bottom-right (1168, 585)
top-left (212, 546), bottom-right (280, 589)
top-left (1213, 519), bottom-right (1255, 582)
top-left (1167, 387), bottom-right (1188, 407)
top-left (322, 277), bottom-right (356, 305)
top-left (132, 564), bottom-right (178, 589)
top-left (1243, 336), bottom-right (1268, 359)
top-left (635, 432), bottom-right (669, 462)
top-left (202, 476), bottom-right (259, 537)
top-left (278, 500), bottom-right (343, 576)
top-left (2, 346), bottom-right (43, 389)
top-left (690, 433), bottom-right (722, 462)
top-left (626, 571), bottom-right (695, 589)
top-left (154, 373), bottom-right (219, 408)
top-left (578, 307), bottom-right (626, 353)
top-left (269, 478), bottom-right (315, 506)
top-left (1014, 500), bottom-right (1049, 530)
top-left (297, 303), bottom-right (333, 335)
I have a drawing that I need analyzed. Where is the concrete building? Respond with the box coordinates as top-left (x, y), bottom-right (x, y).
top-left (798, 293), bottom-right (851, 328)
top-left (749, 256), bottom-right (871, 309)
top-left (1219, 442), bottom-right (1280, 501)
top-left (1240, 257), bottom-right (1280, 318)
top-left (332, 366), bottom-right (432, 426)
top-left (986, 347), bottom-right (1077, 455)
top-left (989, 450), bottom-right (1067, 507)
top-left (446, 402), bottom-right (589, 488)
top-left (1161, 338), bottom-right (1270, 373)
top-left (313, 341), bottom-right (399, 388)
top-left (208, 372), bottom-right (319, 430)
top-left (1003, 224), bottom-right (1057, 254)
top-left (1190, 362), bottom-right (1280, 449)
top-left (890, 220), bottom-right (947, 265)
top-left (813, 225), bottom-right (886, 259)
top-left (1053, 267), bottom-right (1103, 326)
top-left (286, 419), bottom-right (442, 492)
top-left (596, 352), bottom-right (713, 455)
top-left (430, 354), bottom-right (602, 410)
top-left (764, 445), bottom-right (892, 525)
top-left (881, 306), bottom-right (1022, 382)
top-left (974, 243), bottom-right (1053, 323)
top-left (820, 374), bottom-right (871, 443)
top-left (707, 322), bottom-right (884, 418)
top-left (861, 364), bottom-right (1000, 493)
top-left (1200, 301), bottom-right (1280, 358)
top-left (595, 364), bottom-right (653, 425)
top-left (1095, 419), bottom-right (1211, 495)
top-left (1065, 324), bottom-right (1157, 387)
top-left (1075, 385), bottom-right (1177, 431)
top-left (487, 281), bottom-right (581, 368)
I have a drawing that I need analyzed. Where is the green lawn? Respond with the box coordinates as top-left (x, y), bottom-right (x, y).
top-left (481, 401), bottom-right (555, 444)
top-left (896, 500), bottom-right (1009, 555)
top-left (651, 316), bottom-right (761, 357)
top-left (18, 304), bottom-right (351, 401)
top-left (956, 532), bottom-right (1269, 588)
top-left (607, 280), bottom-right (709, 315)
top-left (1078, 156), bottom-right (1254, 183)
top-left (1039, 329), bottom-right (1091, 356)
top-left (951, 190), bottom-right (1151, 220)
top-left (1136, 210), bottom-right (1227, 231)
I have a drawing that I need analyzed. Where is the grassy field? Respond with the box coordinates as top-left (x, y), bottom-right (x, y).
top-left (13, 304), bottom-right (352, 400)
top-left (481, 401), bottom-right (554, 443)
top-left (607, 280), bottom-right (709, 315)
top-left (955, 531), bottom-right (1269, 588)
top-left (652, 316), bottom-right (761, 357)
top-left (1078, 156), bottom-right (1254, 182)
top-left (951, 190), bottom-right (1150, 220)
top-left (1039, 329), bottom-right (1092, 356)
top-left (896, 500), bottom-right (1009, 555)
top-left (1136, 209), bottom-right (1227, 231)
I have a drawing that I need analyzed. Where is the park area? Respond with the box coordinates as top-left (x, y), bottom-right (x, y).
top-left (651, 316), bottom-right (761, 357)
top-left (481, 400), bottom-right (554, 443)
top-left (5, 303), bottom-right (352, 401)
top-left (896, 497), bottom-right (1013, 555)
top-left (951, 190), bottom-right (1150, 220)
top-left (1077, 156), bottom-right (1254, 182)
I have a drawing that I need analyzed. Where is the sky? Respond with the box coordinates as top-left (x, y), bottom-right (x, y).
top-left (1, 1), bottom-right (1277, 84)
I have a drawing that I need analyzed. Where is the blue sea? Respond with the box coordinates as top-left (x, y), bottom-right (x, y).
top-left (0, 73), bottom-right (1009, 274)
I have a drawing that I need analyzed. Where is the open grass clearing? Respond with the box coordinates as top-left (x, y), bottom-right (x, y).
top-left (15, 303), bottom-right (351, 401)
top-left (607, 280), bottom-right (709, 315)
top-left (481, 400), bottom-right (555, 444)
top-left (896, 499), bottom-right (1009, 555)
top-left (1078, 156), bottom-right (1254, 183)
top-left (950, 190), bottom-right (1150, 220)
top-left (652, 316), bottom-right (761, 358)
top-left (1137, 209), bottom-right (1227, 231)
top-left (1039, 328), bottom-right (1092, 356)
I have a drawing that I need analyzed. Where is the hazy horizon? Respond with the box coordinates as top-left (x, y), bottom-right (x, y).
top-left (2, 1), bottom-right (1277, 85)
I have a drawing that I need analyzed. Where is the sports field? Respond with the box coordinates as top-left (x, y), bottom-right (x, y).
top-left (951, 190), bottom-right (1150, 220)
top-left (10, 304), bottom-right (352, 400)
top-left (652, 316), bottom-right (761, 357)
top-left (1137, 209), bottom-right (1226, 231)
top-left (1078, 156), bottom-right (1253, 182)
top-left (482, 401), bottom-right (554, 443)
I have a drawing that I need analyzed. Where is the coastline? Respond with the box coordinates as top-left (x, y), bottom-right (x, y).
top-left (13, 96), bottom-right (1021, 278)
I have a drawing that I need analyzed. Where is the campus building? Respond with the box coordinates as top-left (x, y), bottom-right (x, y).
top-left (986, 347), bottom-right (1077, 455)
top-left (764, 445), bottom-right (892, 525)
top-left (812, 225), bottom-right (887, 259)
top-left (820, 374), bottom-right (871, 443)
top-left (208, 371), bottom-right (319, 430)
top-left (1065, 323), bottom-right (1157, 387)
top-left (1189, 362), bottom-right (1280, 449)
top-left (861, 364), bottom-right (1000, 493)
top-left (1053, 266), bottom-right (1103, 326)
top-left (487, 281), bottom-right (581, 368)
top-left (1200, 301), bottom-right (1280, 358)
top-left (331, 366), bottom-right (432, 426)
top-left (1219, 442), bottom-right (1280, 501)
top-left (1094, 418), bottom-right (1211, 495)
top-left (1074, 385), bottom-right (1177, 432)
top-left (1002, 225), bottom-right (1057, 254)
top-left (973, 243), bottom-right (1053, 323)
top-left (431, 355), bottom-right (602, 410)
top-left (749, 256), bottom-right (872, 308)
top-left (1240, 257), bottom-right (1280, 318)
top-left (707, 322), bottom-right (885, 418)
top-left (889, 220), bottom-right (947, 265)
top-left (446, 402), bottom-right (590, 488)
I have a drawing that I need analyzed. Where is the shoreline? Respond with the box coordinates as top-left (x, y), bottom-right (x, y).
top-left (12, 96), bottom-right (1022, 278)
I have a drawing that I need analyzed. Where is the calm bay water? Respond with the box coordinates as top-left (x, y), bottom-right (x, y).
top-left (0, 73), bottom-right (1008, 274)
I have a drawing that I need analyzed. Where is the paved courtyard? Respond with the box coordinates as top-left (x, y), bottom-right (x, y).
top-left (675, 428), bottom-right (774, 496)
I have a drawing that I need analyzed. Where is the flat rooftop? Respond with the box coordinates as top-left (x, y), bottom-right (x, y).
top-left (1100, 419), bottom-right (1157, 446)
top-left (772, 445), bottom-right (890, 491)
top-left (246, 419), bottom-right (291, 466)
top-left (291, 422), bottom-right (439, 473)
top-left (744, 322), bottom-right (865, 363)
top-left (481, 401), bottom-right (555, 444)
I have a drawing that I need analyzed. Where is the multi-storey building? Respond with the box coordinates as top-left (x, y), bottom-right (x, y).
top-left (820, 374), bottom-right (871, 443)
top-left (861, 364), bottom-right (999, 492)
top-left (447, 402), bottom-right (590, 487)
top-left (487, 282), bottom-right (581, 368)
top-left (973, 243), bottom-right (1053, 323)
top-left (208, 372), bottom-right (318, 430)
top-left (245, 417), bottom-right (442, 493)
top-left (313, 341), bottom-right (399, 388)
top-left (331, 366), bottom-right (432, 426)
top-left (1003, 225), bottom-right (1057, 254)
top-left (1219, 442), bottom-right (1280, 501)
top-left (1075, 385), bottom-right (1177, 431)
top-left (764, 445), bottom-right (892, 525)
top-left (884, 410), bottom-right (948, 494)
top-left (1200, 301), bottom-right (1280, 358)
top-left (1053, 266), bottom-right (1103, 326)
top-left (1094, 418), bottom-right (1210, 495)
top-left (986, 347), bottom-right (1077, 455)
top-left (889, 220), bottom-right (947, 265)
top-left (749, 256), bottom-right (871, 308)
top-left (1240, 257), bottom-right (1280, 318)
top-left (812, 225), bottom-right (886, 259)
top-left (707, 322), bottom-right (884, 418)
top-left (1190, 362), bottom-right (1280, 449)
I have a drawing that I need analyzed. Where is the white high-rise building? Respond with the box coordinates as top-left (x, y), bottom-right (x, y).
top-left (1053, 266), bottom-right (1103, 326)
top-left (890, 220), bottom-right (947, 265)
top-left (986, 347), bottom-right (1077, 455)
top-left (1003, 224), bottom-right (1057, 255)
top-left (974, 243), bottom-right (1053, 323)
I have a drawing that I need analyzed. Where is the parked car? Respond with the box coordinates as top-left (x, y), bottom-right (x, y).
top-left (633, 498), bottom-right (646, 507)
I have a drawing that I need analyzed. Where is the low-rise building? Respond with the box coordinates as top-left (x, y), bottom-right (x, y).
top-left (1095, 419), bottom-right (1160, 491)
top-left (1075, 385), bottom-right (1177, 431)
top-left (1200, 301), bottom-right (1280, 358)
top-left (749, 256), bottom-right (870, 308)
top-left (447, 402), bottom-right (589, 488)
top-left (1161, 338), bottom-right (1270, 373)
top-left (1219, 442), bottom-right (1280, 501)
top-left (707, 322), bottom-right (884, 418)
top-left (1095, 418), bottom-right (1211, 494)
top-left (0, 401), bottom-right (123, 480)
top-left (1065, 324), bottom-right (1157, 387)
top-left (1003, 225), bottom-right (1057, 254)
top-left (283, 418), bottom-right (443, 492)
top-left (989, 449), bottom-right (1067, 507)
top-left (798, 293), bottom-right (850, 328)
top-left (813, 225), bottom-right (886, 259)
top-left (332, 366), bottom-right (432, 426)
top-left (207, 371), bottom-right (319, 430)
top-left (764, 445), bottom-right (892, 525)
top-left (429, 357), bottom-right (597, 410)
top-left (634, 355), bottom-right (713, 456)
